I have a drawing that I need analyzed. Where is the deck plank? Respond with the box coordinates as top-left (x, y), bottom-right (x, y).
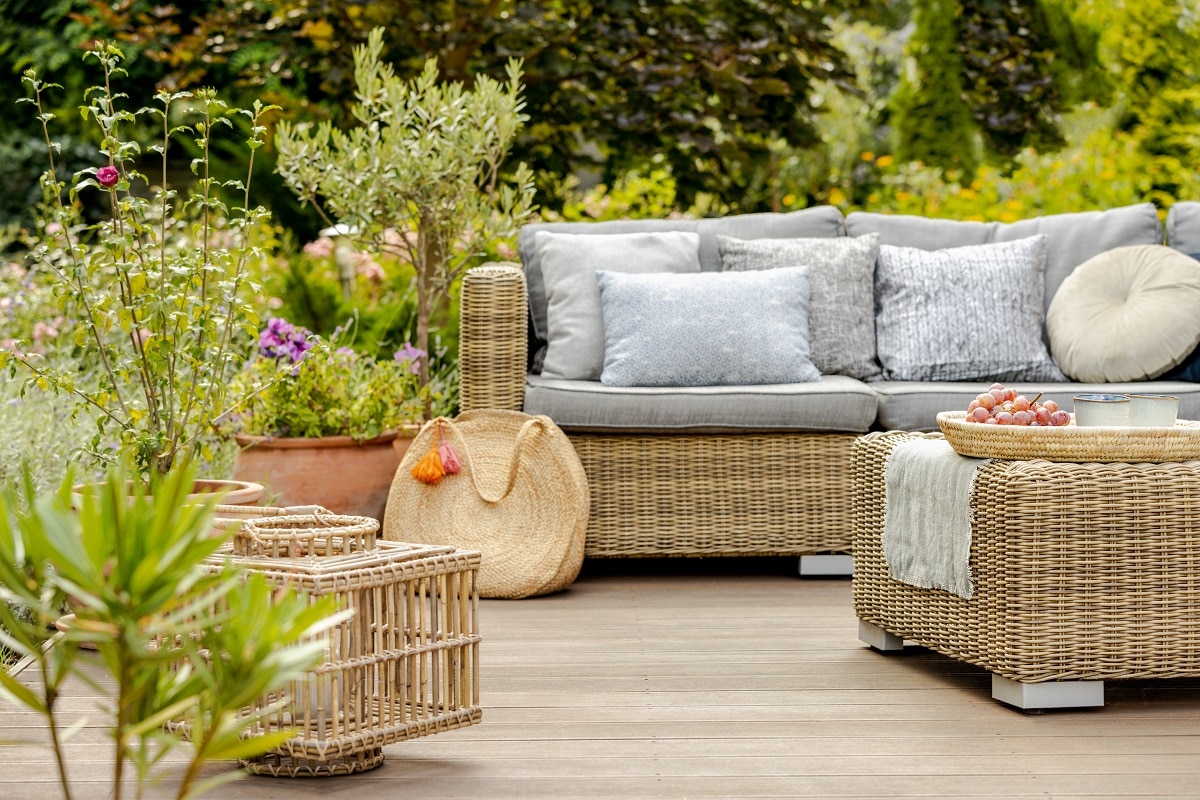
top-left (3, 557), bottom-right (1200, 799)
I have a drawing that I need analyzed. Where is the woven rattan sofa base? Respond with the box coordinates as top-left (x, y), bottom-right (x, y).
top-left (459, 264), bottom-right (859, 559)
top-left (569, 431), bottom-right (857, 558)
top-left (852, 430), bottom-right (1200, 706)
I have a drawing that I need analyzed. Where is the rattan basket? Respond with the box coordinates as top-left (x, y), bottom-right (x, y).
top-left (937, 410), bottom-right (1200, 462)
top-left (180, 513), bottom-right (482, 778)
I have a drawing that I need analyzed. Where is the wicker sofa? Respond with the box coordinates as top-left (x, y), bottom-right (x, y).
top-left (457, 202), bottom-right (1200, 563)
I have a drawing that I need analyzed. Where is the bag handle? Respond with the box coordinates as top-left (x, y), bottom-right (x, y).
top-left (443, 414), bottom-right (553, 504)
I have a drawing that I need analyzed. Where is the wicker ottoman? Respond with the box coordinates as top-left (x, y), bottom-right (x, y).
top-left (200, 512), bottom-right (482, 776)
top-left (853, 430), bottom-right (1200, 710)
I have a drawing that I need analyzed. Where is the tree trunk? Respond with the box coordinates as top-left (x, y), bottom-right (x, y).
top-left (416, 225), bottom-right (439, 420)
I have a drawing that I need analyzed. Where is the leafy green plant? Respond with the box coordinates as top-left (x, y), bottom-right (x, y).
top-left (274, 27), bottom-right (536, 398)
top-left (0, 462), bottom-right (344, 800)
top-left (226, 316), bottom-right (443, 440)
top-left (890, 0), bottom-right (981, 178)
top-left (0, 43), bottom-right (277, 479)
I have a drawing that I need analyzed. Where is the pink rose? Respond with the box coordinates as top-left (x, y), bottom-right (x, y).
top-left (97, 166), bottom-right (119, 188)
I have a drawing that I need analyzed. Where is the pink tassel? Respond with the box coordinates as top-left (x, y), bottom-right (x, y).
top-left (439, 441), bottom-right (462, 475)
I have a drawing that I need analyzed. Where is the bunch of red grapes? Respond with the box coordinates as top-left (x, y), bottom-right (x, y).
top-left (965, 383), bottom-right (1071, 426)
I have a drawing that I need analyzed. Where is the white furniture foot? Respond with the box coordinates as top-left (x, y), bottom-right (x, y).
top-left (991, 674), bottom-right (1104, 710)
top-left (799, 554), bottom-right (854, 577)
top-left (858, 619), bottom-right (905, 652)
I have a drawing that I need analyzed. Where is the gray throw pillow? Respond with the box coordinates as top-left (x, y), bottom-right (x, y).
top-left (537, 230), bottom-right (702, 380)
top-left (875, 235), bottom-right (1067, 382)
top-left (595, 267), bottom-right (822, 387)
top-left (716, 233), bottom-right (881, 380)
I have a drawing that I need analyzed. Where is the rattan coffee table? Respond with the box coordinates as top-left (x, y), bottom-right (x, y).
top-left (852, 430), bottom-right (1200, 711)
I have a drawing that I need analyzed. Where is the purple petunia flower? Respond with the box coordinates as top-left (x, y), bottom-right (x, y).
top-left (259, 317), bottom-right (313, 363)
top-left (394, 342), bottom-right (426, 375)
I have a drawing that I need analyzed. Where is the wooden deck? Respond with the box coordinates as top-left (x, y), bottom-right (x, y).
top-left (5, 557), bottom-right (1200, 799)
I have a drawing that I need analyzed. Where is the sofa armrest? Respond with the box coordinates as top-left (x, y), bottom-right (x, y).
top-left (459, 263), bottom-right (528, 412)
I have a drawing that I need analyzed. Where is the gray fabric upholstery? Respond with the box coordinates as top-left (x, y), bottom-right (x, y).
top-left (717, 233), bottom-right (881, 380)
top-left (847, 203), bottom-right (1162, 312)
top-left (524, 374), bottom-right (878, 433)
top-left (537, 230), bottom-right (701, 380)
top-left (1166, 201), bottom-right (1200, 256)
top-left (872, 379), bottom-right (1200, 432)
top-left (520, 206), bottom-right (845, 347)
top-left (596, 267), bottom-right (820, 387)
top-left (874, 236), bottom-right (1065, 382)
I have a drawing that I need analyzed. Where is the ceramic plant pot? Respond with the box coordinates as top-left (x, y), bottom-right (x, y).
top-left (232, 427), bottom-right (418, 522)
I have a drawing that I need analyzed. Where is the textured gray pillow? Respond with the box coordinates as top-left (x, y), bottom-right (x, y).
top-left (717, 233), bottom-right (881, 379)
top-left (538, 230), bottom-right (701, 380)
top-left (875, 235), bottom-right (1067, 382)
top-left (595, 267), bottom-right (821, 387)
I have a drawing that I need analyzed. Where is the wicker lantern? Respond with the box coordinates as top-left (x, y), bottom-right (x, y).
top-left (210, 509), bottom-right (482, 777)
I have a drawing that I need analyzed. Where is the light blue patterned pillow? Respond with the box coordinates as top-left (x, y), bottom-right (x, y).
top-left (595, 267), bottom-right (821, 387)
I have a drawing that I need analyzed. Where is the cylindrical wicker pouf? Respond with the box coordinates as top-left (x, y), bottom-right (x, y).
top-left (200, 510), bottom-right (482, 777)
top-left (383, 410), bottom-right (590, 599)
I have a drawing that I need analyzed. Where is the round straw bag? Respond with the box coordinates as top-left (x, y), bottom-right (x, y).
top-left (382, 410), bottom-right (589, 598)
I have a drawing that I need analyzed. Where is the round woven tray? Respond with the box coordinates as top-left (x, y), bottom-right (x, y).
top-left (936, 410), bottom-right (1200, 462)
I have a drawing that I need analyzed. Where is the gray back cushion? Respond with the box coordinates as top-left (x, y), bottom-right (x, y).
top-left (1166, 201), bottom-right (1200, 257)
top-left (519, 206), bottom-right (845, 348)
top-left (846, 203), bottom-right (1162, 312)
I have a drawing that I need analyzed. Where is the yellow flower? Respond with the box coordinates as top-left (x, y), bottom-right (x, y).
top-left (781, 193), bottom-right (796, 207)
top-left (827, 187), bottom-right (847, 206)
top-left (861, 151), bottom-right (875, 162)
top-left (959, 188), bottom-right (977, 199)
top-left (999, 211), bottom-right (1019, 223)
top-left (875, 154), bottom-right (894, 168)
top-left (895, 191), bottom-right (912, 202)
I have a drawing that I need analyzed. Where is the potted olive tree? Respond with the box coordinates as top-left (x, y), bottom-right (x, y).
top-left (274, 27), bottom-right (536, 400)
top-left (1, 43), bottom-right (280, 494)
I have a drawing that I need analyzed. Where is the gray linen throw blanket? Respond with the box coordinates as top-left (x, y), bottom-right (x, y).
top-left (883, 437), bottom-right (989, 599)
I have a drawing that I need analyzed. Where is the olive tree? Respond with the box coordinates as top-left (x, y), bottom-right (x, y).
top-left (274, 27), bottom-right (535, 392)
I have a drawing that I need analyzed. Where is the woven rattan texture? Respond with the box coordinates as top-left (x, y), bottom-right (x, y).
top-left (938, 410), bottom-right (1200, 462)
top-left (572, 432), bottom-right (858, 558)
top-left (195, 531), bottom-right (482, 777)
top-left (853, 430), bottom-right (1200, 683)
top-left (384, 410), bottom-right (588, 598)
top-left (459, 263), bottom-right (858, 558)
top-left (460, 263), bottom-right (528, 413)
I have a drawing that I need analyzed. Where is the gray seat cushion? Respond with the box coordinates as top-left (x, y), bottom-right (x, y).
top-left (519, 206), bottom-right (846, 348)
top-left (872, 380), bottom-right (1200, 432)
top-left (846, 203), bottom-right (1162, 313)
top-left (524, 374), bottom-right (878, 433)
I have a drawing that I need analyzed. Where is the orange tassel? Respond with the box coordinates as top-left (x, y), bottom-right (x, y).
top-left (411, 445), bottom-right (445, 485)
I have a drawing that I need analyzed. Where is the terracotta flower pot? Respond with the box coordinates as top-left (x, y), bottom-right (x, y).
top-left (232, 427), bottom-right (419, 522)
top-left (71, 478), bottom-right (266, 508)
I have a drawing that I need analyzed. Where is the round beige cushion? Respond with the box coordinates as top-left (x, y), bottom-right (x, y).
top-left (1046, 245), bottom-right (1200, 382)
top-left (382, 410), bottom-right (589, 599)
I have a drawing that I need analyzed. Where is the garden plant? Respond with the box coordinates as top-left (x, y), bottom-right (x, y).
top-left (274, 27), bottom-right (536, 399)
top-left (0, 43), bottom-right (281, 480)
top-left (0, 462), bottom-right (344, 800)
